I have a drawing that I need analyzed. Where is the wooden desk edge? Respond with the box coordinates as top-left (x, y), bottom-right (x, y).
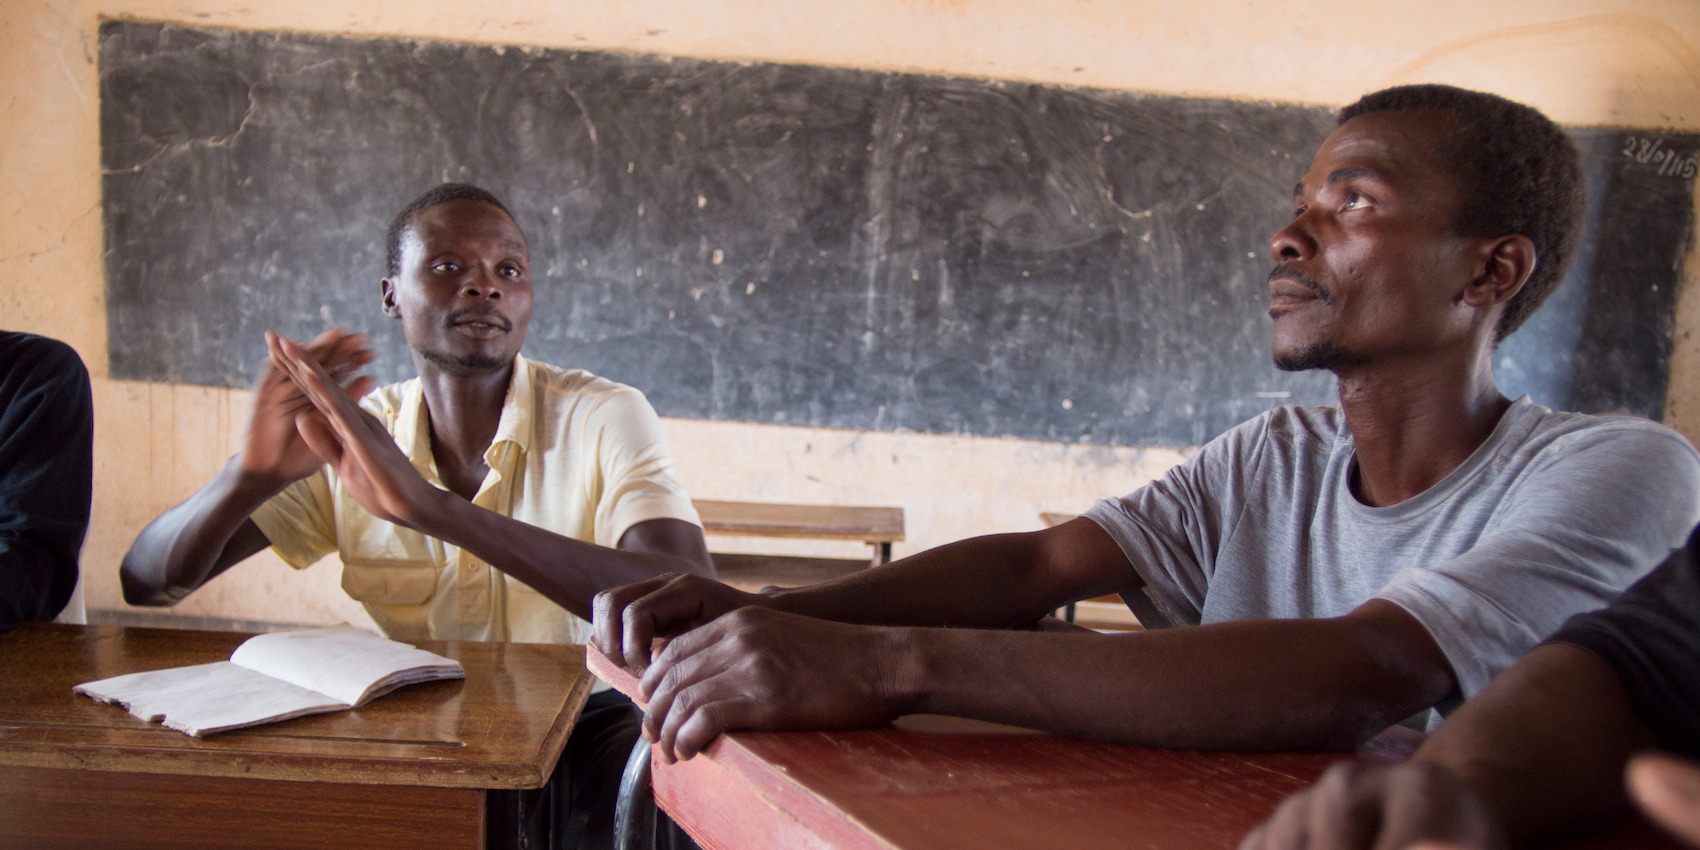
top-left (0, 626), bottom-right (596, 790)
top-left (0, 668), bottom-right (591, 789)
top-left (0, 745), bottom-right (551, 789)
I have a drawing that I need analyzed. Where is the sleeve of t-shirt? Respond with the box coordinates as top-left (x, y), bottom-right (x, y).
top-left (1374, 422), bottom-right (1700, 699)
top-left (587, 387), bottom-right (701, 548)
top-left (1545, 526), bottom-right (1700, 759)
top-left (248, 471), bottom-right (340, 571)
top-left (1081, 412), bottom-right (1271, 628)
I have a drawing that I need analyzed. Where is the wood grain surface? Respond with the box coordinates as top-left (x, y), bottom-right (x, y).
top-left (694, 499), bottom-right (905, 543)
top-left (587, 643), bottom-right (1681, 850)
top-left (0, 623), bottom-right (591, 789)
top-left (0, 763), bottom-right (482, 850)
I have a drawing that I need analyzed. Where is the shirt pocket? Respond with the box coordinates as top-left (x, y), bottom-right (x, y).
top-left (334, 501), bottom-right (440, 606)
top-left (340, 557), bottom-right (439, 606)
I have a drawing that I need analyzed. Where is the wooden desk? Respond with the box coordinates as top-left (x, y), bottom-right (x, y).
top-left (692, 499), bottom-right (906, 592)
top-left (0, 623), bottom-right (593, 850)
top-left (588, 645), bottom-right (1679, 850)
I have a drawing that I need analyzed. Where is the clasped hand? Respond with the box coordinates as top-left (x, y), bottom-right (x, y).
top-left (241, 328), bottom-right (375, 486)
top-left (593, 574), bottom-right (908, 762)
top-left (264, 331), bottom-right (444, 530)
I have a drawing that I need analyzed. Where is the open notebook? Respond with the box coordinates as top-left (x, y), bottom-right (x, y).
top-left (74, 625), bottom-right (464, 737)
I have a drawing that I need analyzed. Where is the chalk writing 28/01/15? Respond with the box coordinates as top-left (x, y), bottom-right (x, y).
top-left (1623, 135), bottom-right (1698, 178)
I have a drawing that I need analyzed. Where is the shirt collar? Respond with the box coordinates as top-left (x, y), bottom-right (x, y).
top-left (391, 353), bottom-right (534, 479)
top-left (489, 353), bottom-right (534, 460)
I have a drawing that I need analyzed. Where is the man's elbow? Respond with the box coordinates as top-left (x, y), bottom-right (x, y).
top-left (1328, 604), bottom-right (1460, 747)
top-left (118, 555), bottom-right (175, 607)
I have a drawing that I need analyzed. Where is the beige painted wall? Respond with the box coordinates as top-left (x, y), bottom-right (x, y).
top-left (5, 0), bottom-right (1700, 627)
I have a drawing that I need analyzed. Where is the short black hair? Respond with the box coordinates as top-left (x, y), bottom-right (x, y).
top-left (384, 183), bottom-right (519, 277)
top-left (1339, 85), bottom-right (1585, 343)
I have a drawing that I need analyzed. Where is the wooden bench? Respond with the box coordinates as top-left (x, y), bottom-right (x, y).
top-left (692, 499), bottom-right (905, 593)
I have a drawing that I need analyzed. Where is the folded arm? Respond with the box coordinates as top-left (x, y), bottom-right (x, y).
top-left (627, 574), bottom-right (1453, 763)
top-left (595, 516), bottom-right (1138, 672)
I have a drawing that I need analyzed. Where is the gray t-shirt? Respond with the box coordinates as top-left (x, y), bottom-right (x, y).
top-left (1083, 397), bottom-right (1700, 701)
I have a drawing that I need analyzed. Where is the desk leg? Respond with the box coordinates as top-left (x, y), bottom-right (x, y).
top-left (873, 542), bottom-right (892, 566)
top-left (614, 736), bottom-right (658, 850)
top-left (487, 788), bottom-right (525, 849)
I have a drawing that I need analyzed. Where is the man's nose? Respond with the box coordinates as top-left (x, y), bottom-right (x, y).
top-left (460, 265), bottom-right (502, 299)
top-left (1268, 214), bottom-right (1316, 262)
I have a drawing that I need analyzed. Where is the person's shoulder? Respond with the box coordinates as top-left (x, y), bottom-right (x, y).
top-left (523, 358), bottom-right (649, 404)
top-left (1213, 404), bottom-right (1343, 452)
top-left (1501, 399), bottom-right (1700, 491)
top-left (1511, 398), bottom-right (1696, 456)
top-left (0, 331), bottom-right (88, 381)
top-left (356, 376), bottom-right (418, 419)
top-left (1173, 404), bottom-right (1343, 483)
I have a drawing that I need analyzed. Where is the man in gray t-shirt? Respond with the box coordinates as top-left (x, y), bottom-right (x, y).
top-left (592, 84), bottom-right (1700, 762)
top-left (1088, 401), bottom-right (1700, 708)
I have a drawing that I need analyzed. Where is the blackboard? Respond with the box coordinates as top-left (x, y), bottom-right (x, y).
top-left (99, 21), bottom-right (1698, 447)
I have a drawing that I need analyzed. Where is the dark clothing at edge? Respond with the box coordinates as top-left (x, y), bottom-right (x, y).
top-left (0, 331), bottom-right (92, 632)
top-left (1548, 523), bottom-right (1700, 757)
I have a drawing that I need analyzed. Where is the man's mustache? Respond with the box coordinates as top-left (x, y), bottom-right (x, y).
top-left (444, 308), bottom-right (514, 332)
top-left (1268, 266), bottom-right (1334, 305)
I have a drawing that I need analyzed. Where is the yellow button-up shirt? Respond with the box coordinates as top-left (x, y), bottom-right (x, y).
top-left (250, 354), bottom-right (700, 647)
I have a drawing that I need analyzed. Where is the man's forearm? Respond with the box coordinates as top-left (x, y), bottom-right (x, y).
top-left (120, 455), bottom-right (283, 605)
top-left (1414, 643), bottom-right (1651, 847)
top-left (882, 601), bottom-right (1453, 750)
top-left (410, 491), bottom-right (712, 621)
top-left (764, 519), bottom-right (1134, 629)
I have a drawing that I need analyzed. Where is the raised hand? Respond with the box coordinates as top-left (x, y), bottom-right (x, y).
top-left (266, 331), bottom-right (445, 530)
top-left (592, 572), bottom-right (765, 673)
top-left (1238, 760), bottom-right (1503, 850)
top-left (240, 328), bottom-right (374, 486)
top-left (636, 606), bottom-right (908, 763)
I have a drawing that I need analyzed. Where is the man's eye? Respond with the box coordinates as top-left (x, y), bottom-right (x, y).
top-left (1343, 192), bottom-right (1366, 210)
top-left (500, 265), bottom-right (521, 278)
top-left (432, 261), bottom-right (460, 273)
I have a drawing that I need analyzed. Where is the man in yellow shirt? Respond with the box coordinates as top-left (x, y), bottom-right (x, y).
top-left (121, 183), bottom-right (713, 849)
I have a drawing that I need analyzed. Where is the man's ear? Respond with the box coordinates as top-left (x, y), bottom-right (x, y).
top-left (1463, 235), bottom-right (1537, 308)
top-left (380, 278), bottom-right (402, 319)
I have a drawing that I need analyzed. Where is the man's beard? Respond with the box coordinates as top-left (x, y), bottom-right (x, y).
top-left (1274, 339), bottom-right (1358, 372)
top-left (417, 347), bottom-right (511, 373)
top-left (1268, 265), bottom-right (1354, 372)
top-left (1275, 340), bottom-right (1343, 372)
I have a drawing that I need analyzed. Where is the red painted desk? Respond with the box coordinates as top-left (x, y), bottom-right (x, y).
top-left (588, 645), bottom-right (1680, 850)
